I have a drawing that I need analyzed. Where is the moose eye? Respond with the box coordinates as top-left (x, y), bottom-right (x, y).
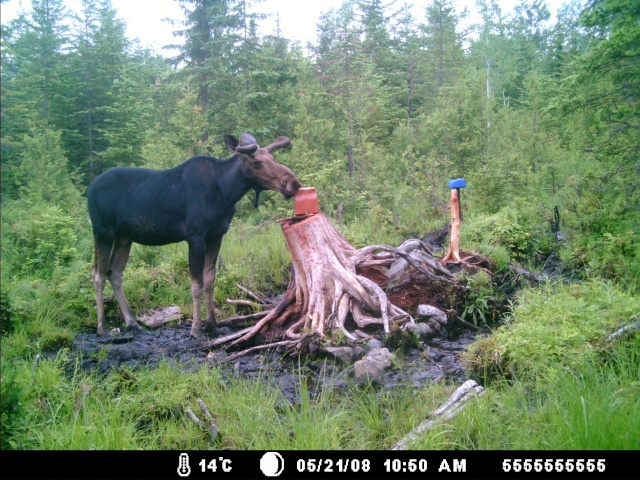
top-left (253, 161), bottom-right (262, 169)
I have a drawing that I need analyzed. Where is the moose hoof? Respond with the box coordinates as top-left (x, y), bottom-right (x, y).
top-left (190, 325), bottom-right (205, 339)
top-left (125, 323), bottom-right (146, 335)
top-left (203, 321), bottom-right (218, 338)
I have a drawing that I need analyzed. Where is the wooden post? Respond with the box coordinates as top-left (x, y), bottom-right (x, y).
top-left (442, 178), bottom-right (466, 264)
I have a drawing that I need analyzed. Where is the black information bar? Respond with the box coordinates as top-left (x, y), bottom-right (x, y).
top-left (0, 450), bottom-right (633, 479)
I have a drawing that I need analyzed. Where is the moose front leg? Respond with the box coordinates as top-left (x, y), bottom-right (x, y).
top-left (188, 239), bottom-right (207, 338)
top-left (202, 237), bottom-right (223, 337)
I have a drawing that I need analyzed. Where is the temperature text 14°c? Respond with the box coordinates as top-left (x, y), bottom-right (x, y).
top-left (200, 457), bottom-right (233, 473)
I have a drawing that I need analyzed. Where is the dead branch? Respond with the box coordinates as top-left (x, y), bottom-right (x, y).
top-left (226, 299), bottom-right (266, 309)
top-left (447, 310), bottom-right (485, 332)
top-left (186, 399), bottom-right (219, 446)
top-left (509, 264), bottom-right (547, 283)
top-left (223, 340), bottom-right (301, 363)
top-left (356, 244), bottom-right (455, 284)
top-left (218, 310), bottom-right (271, 326)
top-left (235, 284), bottom-right (267, 304)
top-left (607, 317), bottom-right (640, 342)
top-left (200, 327), bottom-right (253, 349)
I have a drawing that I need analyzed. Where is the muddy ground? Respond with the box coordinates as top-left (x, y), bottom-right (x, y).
top-left (71, 234), bottom-right (508, 403)
top-left (72, 321), bottom-right (478, 404)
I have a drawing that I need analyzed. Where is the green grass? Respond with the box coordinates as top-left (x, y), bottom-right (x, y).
top-left (3, 316), bottom-right (637, 451)
top-left (2, 214), bottom-right (638, 451)
top-left (1, 348), bottom-right (455, 450)
top-left (463, 279), bottom-right (640, 381)
top-left (414, 340), bottom-right (639, 450)
top-left (217, 222), bottom-right (292, 295)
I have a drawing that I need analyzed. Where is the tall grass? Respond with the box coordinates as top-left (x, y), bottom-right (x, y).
top-left (3, 310), bottom-right (637, 450)
top-left (217, 222), bottom-right (292, 295)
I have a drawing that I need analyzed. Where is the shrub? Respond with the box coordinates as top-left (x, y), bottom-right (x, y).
top-left (3, 204), bottom-right (81, 278)
top-left (461, 271), bottom-right (503, 327)
top-left (566, 231), bottom-right (639, 288)
top-left (0, 363), bottom-right (24, 449)
top-left (468, 206), bottom-right (541, 262)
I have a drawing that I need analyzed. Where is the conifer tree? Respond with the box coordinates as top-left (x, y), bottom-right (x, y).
top-left (1, 0), bottom-right (70, 198)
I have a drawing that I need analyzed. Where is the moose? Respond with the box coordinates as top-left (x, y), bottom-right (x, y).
top-left (87, 133), bottom-right (302, 338)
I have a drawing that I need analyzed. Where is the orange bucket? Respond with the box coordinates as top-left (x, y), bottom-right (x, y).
top-left (294, 187), bottom-right (319, 215)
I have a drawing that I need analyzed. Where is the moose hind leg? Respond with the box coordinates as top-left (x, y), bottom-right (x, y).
top-left (93, 236), bottom-right (112, 336)
top-left (108, 237), bottom-right (143, 333)
top-left (202, 238), bottom-right (223, 337)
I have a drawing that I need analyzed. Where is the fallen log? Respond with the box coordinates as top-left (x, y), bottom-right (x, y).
top-left (607, 317), bottom-right (640, 342)
top-left (391, 379), bottom-right (485, 450)
top-left (139, 305), bottom-right (182, 329)
top-left (508, 264), bottom-right (547, 283)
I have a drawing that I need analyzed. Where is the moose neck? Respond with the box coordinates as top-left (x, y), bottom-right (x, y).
top-left (216, 154), bottom-right (256, 208)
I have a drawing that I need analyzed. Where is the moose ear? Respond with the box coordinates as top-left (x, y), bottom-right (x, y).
top-left (239, 132), bottom-right (258, 146)
top-left (224, 134), bottom-right (239, 152)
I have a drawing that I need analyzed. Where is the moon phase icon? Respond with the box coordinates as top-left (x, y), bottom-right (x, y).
top-left (260, 451), bottom-right (284, 477)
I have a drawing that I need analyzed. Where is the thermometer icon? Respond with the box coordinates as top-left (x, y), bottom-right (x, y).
top-left (177, 453), bottom-right (191, 477)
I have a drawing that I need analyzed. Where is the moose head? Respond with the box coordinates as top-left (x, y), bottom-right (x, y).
top-left (224, 133), bottom-right (302, 207)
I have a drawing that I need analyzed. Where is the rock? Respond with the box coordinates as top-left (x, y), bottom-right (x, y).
top-left (417, 304), bottom-right (448, 325)
top-left (406, 322), bottom-right (435, 339)
top-left (217, 326), bottom-right (234, 337)
top-left (323, 346), bottom-right (365, 364)
top-left (354, 347), bottom-right (395, 384)
top-left (427, 319), bottom-right (441, 332)
top-left (366, 338), bottom-right (383, 352)
top-left (423, 347), bottom-right (443, 361)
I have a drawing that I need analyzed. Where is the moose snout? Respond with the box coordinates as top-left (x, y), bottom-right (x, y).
top-left (283, 178), bottom-right (302, 199)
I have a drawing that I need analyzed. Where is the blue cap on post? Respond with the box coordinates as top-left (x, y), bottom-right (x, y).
top-left (448, 178), bottom-right (466, 189)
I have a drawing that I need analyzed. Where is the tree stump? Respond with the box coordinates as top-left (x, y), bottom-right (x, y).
top-left (203, 213), bottom-right (462, 361)
top-left (206, 214), bottom-right (461, 359)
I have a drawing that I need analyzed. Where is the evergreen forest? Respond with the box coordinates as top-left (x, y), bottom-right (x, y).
top-left (1, 0), bottom-right (639, 452)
